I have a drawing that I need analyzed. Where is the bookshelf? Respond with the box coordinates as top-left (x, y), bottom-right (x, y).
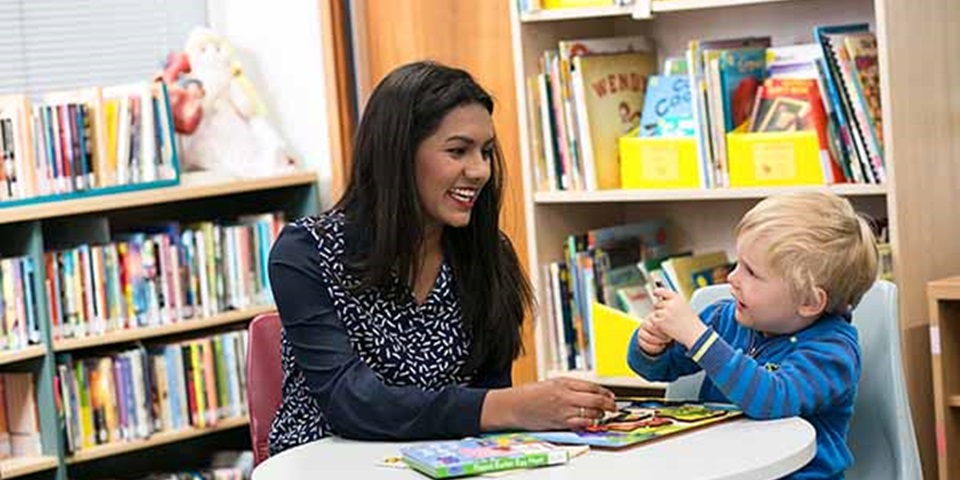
top-left (510, 0), bottom-right (960, 477)
top-left (927, 276), bottom-right (960, 479)
top-left (0, 170), bottom-right (319, 480)
top-left (0, 455), bottom-right (60, 479)
top-left (51, 305), bottom-right (276, 352)
top-left (0, 346), bottom-right (47, 367)
top-left (65, 416), bottom-right (250, 465)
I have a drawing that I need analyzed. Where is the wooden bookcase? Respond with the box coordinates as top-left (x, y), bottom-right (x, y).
top-left (509, 0), bottom-right (960, 477)
top-left (0, 170), bottom-right (319, 480)
top-left (927, 277), bottom-right (960, 480)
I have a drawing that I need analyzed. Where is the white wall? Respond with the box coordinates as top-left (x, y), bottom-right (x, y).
top-left (207, 0), bottom-right (334, 206)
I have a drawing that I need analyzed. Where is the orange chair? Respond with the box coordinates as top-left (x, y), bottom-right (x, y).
top-left (246, 312), bottom-right (283, 466)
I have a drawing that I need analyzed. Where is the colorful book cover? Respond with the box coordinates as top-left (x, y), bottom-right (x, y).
top-left (750, 79), bottom-right (820, 133)
top-left (826, 32), bottom-right (883, 183)
top-left (718, 48), bottom-right (766, 132)
top-left (691, 262), bottom-right (735, 290)
top-left (529, 399), bottom-right (741, 448)
top-left (843, 33), bottom-right (882, 151)
top-left (572, 52), bottom-right (657, 190)
top-left (661, 251), bottom-right (730, 300)
top-left (401, 433), bottom-right (569, 478)
top-left (814, 24), bottom-right (872, 182)
top-left (639, 75), bottom-right (695, 138)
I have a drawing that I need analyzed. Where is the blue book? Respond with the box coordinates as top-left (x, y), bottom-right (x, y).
top-left (718, 48), bottom-right (766, 131)
top-left (21, 257), bottom-right (40, 345)
top-left (639, 75), bottom-right (695, 138)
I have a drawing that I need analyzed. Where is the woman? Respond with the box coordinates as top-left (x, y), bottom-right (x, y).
top-left (267, 61), bottom-right (616, 455)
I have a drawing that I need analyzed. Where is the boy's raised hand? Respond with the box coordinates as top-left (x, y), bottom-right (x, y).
top-left (637, 315), bottom-right (672, 355)
top-left (649, 288), bottom-right (708, 349)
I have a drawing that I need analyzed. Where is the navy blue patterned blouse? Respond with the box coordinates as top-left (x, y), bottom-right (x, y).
top-left (267, 211), bottom-right (511, 455)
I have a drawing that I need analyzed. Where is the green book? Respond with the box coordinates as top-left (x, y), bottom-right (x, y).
top-left (400, 433), bottom-right (568, 478)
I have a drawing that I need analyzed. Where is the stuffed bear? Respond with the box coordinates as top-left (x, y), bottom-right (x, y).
top-left (165, 27), bottom-right (295, 177)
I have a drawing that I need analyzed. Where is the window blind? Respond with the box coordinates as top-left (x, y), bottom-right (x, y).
top-left (0, 0), bottom-right (206, 98)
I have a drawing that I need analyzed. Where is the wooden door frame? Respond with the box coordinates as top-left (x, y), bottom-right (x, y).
top-left (318, 0), bottom-right (357, 202)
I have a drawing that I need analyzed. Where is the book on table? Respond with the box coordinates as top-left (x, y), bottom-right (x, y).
top-left (400, 433), bottom-right (569, 478)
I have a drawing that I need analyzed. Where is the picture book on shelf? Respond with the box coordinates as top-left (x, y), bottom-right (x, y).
top-left (639, 75), bottom-right (695, 138)
top-left (528, 398), bottom-right (741, 449)
top-left (718, 47), bottom-right (767, 132)
top-left (400, 433), bottom-right (569, 479)
top-left (570, 51), bottom-right (657, 190)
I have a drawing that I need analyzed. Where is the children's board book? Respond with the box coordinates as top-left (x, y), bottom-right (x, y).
top-left (528, 398), bottom-right (741, 449)
top-left (639, 75), bottom-right (696, 138)
top-left (400, 433), bottom-right (569, 478)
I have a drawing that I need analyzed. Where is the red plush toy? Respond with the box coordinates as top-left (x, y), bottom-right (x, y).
top-left (160, 51), bottom-right (204, 134)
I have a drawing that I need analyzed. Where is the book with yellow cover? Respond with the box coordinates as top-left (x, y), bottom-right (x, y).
top-left (571, 52), bottom-right (657, 190)
top-left (661, 252), bottom-right (730, 300)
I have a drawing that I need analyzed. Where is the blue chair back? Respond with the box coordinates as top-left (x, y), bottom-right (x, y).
top-left (666, 281), bottom-right (922, 479)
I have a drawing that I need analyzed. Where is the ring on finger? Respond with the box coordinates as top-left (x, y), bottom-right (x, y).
top-left (579, 406), bottom-right (585, 418)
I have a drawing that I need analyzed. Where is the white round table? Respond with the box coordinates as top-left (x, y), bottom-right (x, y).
top-left (253, 417), bottom-right (816, 480)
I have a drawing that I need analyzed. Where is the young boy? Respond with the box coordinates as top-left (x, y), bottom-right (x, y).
top-left (628, 192), bottom-right (878, 479)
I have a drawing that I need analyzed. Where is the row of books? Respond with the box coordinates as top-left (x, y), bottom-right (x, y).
top-left (525, 35), bottom-right (656, 192)
top-left (540, 220), bottom-right (670, 371)
top-left (55, 330), bottom-right (249, 454)
top-left (680, 26), bottom-right (883, 189)
top-left (527, 25), bottom-right (885, 191)
top-left (0, 80), bottom-right (178, 204)
top-left (0, 373), bottom-right (42, 460)
top-left (44, 213), bottom-right (284, 343)
top-left (0, 256), bottom-right (41, 352)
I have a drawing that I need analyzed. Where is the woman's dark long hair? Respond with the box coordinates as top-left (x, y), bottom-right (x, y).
top-left (335, 61), bottom-right (532, 374)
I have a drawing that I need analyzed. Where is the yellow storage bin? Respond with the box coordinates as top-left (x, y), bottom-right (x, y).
top-left (591, 302), bottom-right (642, 377)
top-left (726, 131), bottom-right (825, 187)
top-left (542, 0), bottom-right (616, 8)
top-left (619, 135), bottom-right (700, 189)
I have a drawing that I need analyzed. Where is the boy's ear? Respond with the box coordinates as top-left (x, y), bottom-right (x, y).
top-left (797, 287), bottom-right (828, 318)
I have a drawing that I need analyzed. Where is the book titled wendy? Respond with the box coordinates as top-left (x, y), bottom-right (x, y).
top-left (528, 398), bottom-right (741, 449)
top-left (400, 433), bottom-right (569, 478)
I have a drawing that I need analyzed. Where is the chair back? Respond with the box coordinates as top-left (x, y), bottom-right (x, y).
top-left (246, 312), bottom-right (284, 467)
top-left (845, 280), bottom-right (922, 479)
top-left (665, 281), bottom-right (922, 479)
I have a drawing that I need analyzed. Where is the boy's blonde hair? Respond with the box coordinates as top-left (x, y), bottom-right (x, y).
top-left (736, 192), bottom-right (879, 315)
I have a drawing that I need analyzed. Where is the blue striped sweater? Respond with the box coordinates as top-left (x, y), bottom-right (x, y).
top-left (627, 300), bottom-right (861, 480)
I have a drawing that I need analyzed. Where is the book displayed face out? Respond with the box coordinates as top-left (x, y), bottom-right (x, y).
top-left (527, 398), bottom-right (741, 449)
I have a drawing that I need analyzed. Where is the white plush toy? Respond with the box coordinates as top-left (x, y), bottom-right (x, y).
top-left (178, 27), bottom-right (294, 177)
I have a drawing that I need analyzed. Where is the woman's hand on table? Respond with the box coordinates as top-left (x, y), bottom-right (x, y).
top-left (481, 377), bottom-right (617, 431)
